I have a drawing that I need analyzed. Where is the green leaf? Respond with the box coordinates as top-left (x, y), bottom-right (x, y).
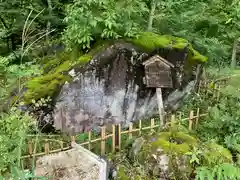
top-left (89, 19), bottom-right (97, 27)
top-left (225, 18), bottom-right (232, 24)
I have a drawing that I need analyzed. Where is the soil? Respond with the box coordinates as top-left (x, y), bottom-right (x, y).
top-left (35, 149), bottom-right (100, 180)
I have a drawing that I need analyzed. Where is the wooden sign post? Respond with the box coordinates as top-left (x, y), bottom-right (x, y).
top-left (143, 55), bottom-right (174, 127)
top-left (156, 88), bottom-right (164, 126)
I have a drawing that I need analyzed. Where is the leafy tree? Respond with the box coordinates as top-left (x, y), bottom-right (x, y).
top-left (62, 0), bottom-right (149, 49)
top-left (153, 0), bottom-right (240, 66)
top-left (0, 0), bottom-right (66, 57)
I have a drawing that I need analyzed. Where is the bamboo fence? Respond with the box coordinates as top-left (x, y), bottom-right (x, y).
top-left (20, 79), bottom-right (227, 166)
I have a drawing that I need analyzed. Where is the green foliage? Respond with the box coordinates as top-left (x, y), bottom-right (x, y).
top-left (0, 56), bottom-right (41, 109)
top-left (195, 163), bottom-right (240, 180)
top-left (0, 0), bottom-right (66, 55)
top-left (154, 0), bottom-right (240, 65)
top-left (202, 143), bottom-right (233, 166)
top-left (196, 73), bottom-right (240, 153)
top-left (0, 108), bottom-right (34, 174)
top-left (62, 0), bottom-right (148, 49)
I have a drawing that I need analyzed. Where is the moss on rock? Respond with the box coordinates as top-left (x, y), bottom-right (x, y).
top-left (23, 53), bottom-right (93, 104)
top-left (151, 131), bottom-right (197, 155)
top-left (23, 73), bottom-right (72, 104)
top-left (23, 40), bottom-right (113, 104)
top-left (128, 32), bottom-right (208, 64)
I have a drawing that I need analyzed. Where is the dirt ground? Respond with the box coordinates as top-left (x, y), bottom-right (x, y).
top-left (35, 149), bottom-right (100, 180)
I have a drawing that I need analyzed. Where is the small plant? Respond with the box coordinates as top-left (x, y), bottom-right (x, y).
top-left (185, 147), bottom-right (202, 166)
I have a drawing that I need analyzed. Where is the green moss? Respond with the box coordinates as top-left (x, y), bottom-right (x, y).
top-left (77, 54), bottom-right (92, 65)
top-left (42, 58), bottom-right (63, 73)
top-left (23, 73), bottom-right (72, 104)
top-left (128, 32), bottom-right (208, 63)
top-left (23, 52), bottom-right (93, 104)
top-left (203, 143), bottom-right (232, 166)
top-left (151, 132), bottom-right (197, 155)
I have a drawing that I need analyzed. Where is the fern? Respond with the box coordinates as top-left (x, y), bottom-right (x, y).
top-left (195, 163), bottom-right (240, 180)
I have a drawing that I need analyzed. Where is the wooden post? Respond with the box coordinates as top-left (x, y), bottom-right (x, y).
top-left (44, 140), bottom-right (50, 154)
top-left (195, 108), bottom-right (200, 129)
top-left (101, 126), bottom-right (106, 156)
top-left (118, 124), bottom-right (121, 150)
top-left (88, 131), bottom-right (91, 150)
top-left (188, 110), bottom-right (194, 131)
top-left (28, 139), bottom-right (33, 169)
top-left (115, 124), bottom-right (120, 151)
top-left (139, 120), bottom-right (142, 136)
top-left (112, 125), bottom-right (116, 153)
top-left (129, 122), bottom-right (133, 139)
top-left (156, 88), bottom-right (165, 127)
top-left (28, 140), bottom-right (33, 156)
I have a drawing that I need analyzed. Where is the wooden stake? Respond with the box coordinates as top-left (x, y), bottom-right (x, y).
top-left (88, 131), bottom-right (91, 150)
top-left (196, 108), bottom-right (200, 129)
top-left (139, 120), bottom-right (142, 136)
top-left (28, 140), bottom-right (33, 156)
top-left (115, 124), bottom-right (120, 150)
top-left (156, 88), bottom-right (165, 127)
top-left (188, 110), bottom-right (194, 131)
top-left (112, 125), bottom-right (115, 153)
top-left (129, 122), bottom-right (133, 139)
top-left (101, 126), bottom-right (106, 156)
top-left (118, 124), bottom-right (121, 150)
top-left (44, 140), bottom-right (50, 154)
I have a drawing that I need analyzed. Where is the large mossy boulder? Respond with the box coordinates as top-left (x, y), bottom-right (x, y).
top-left (21, 32), bottom-right (207, 134)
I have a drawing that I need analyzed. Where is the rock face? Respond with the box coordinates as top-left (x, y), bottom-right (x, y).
top-left (22, 32), bottom-right (207, 134)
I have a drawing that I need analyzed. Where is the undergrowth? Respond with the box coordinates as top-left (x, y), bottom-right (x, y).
top-left (195, 163), bottom-right (240, 180)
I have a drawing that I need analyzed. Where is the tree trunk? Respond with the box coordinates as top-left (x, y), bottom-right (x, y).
top-left (147, 0), bottom-right (156, 31)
